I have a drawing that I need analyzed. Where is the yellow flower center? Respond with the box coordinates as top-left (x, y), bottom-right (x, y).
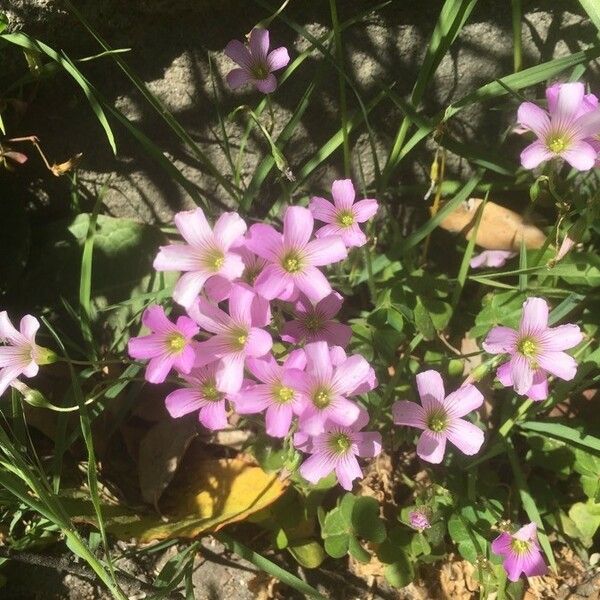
top-left (252, 64), bottom-right (269, 80)
top-left (547, 134), bottom-right (568, 154)
top-left (517, 337), bottom-right (537, 359)
top-left (337, 210), bottom-right (354, 228)
top-left (230, 327), bottom-right (248, 351)
top-left (201, 381), bottom-right (221, 402)
top-left (281, 251), bottom-right (303, 274)
top-left (273, 384), bottom-right (295, 404)
top-left (166, 332), bottom-right (186, 353)
top-left (312, 387), bottom-right (331, 409)
top-left (510, 539), bottom-right (531, 555)
top-left (329, 432), bottom-right (352, 454)
top-left (426, 407), bottom-right (448, 433)
top-left (204, 248), bottom-right (225, 272)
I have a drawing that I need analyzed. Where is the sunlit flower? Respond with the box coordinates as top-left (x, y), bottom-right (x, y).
top-left (392, 369), bottom-right (484, 464)
top-left (284, 341), bottom-right (367, 435)
top-left (0, 312), bottom-right (54, 396)
top-left (128, 305), bottom-right (198, 384)
top-left (491, 522), bottom-right (547, 582)
top-left (224, 28), bottom-right (290, 94)
top-left (470, 250), bottom-right (516, 269)
top-left (517, 82), bottom-right (600, 170)
top-left (298, 411), bottom-right (381, 490)
top-left (232, 350), bottom-right (306, 437)
top-left (281, 292), bottom-right (352, 348)
top-left (247, 206), bottom-right (347, 303)
top-left (309, 179), bottom-right (378, 248)
top-left (165, 363), bottom-right (235, 430)
top-left (329, 345), bottom-right (377, 394)
top-left (188, 283), bottom-right (272, 393)
top-left (483, 297), bottom-right (582, 400)
top-left (154, 208), bottom-right (247, 309)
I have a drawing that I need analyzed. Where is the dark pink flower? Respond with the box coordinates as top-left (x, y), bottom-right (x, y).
top-left (281, 292), bottom-right (352, 348)
top-left (393, 370), bottom-right (484, 464)
top-left (153, 208), bottom-right (247, 309)
top-left (224, 28), bottom-right (289, 94)
top-left (483, 297), bottom-right (582, 400)
top-left (188, 283), bottom-right (272, 393)
top-left (246, 206), bottom-right (347, 303)
top-left (298, 411), bottom-right (381, 490)
top-left (409, 509), bottom-right (431, 531)
top-left (165, 363), bottom-right (235, 430)
top-left (309, 179), bottom-right (378, 248)
top-left (491, 523), bottom-right (547, 582)
top-left (517, 82), bottom-right (600, 170)
top-left (127, 305), bottom-right (198, 384)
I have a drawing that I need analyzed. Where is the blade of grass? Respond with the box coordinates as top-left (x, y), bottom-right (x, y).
top-left (216, 532), bottom-right (326, 599)
top-left (505, 440), bottom-right (557, 571)
top-left (578, 0), bottom-right (600, 35)
top-left (511, 0), bottom-right (523, 72)
top-left (519, 421), bottom-right (600, 453)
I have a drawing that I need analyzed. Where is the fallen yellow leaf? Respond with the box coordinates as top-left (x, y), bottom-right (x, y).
top-left (439, 198), bottom-right (546, 251)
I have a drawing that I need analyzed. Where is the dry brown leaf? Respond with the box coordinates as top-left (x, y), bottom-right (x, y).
top-left (138, 418), bottom-right (197, 508)
top-left (439, 558), bottom-right (478, 600)
top-left (50, 152), bottom-right (83, 176)
top-left (439, 198), bottom-right (546, 251)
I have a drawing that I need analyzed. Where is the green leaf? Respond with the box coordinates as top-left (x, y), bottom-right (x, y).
top-left (574, 449), bottom-right (600, 501)
top-left (470, 290), bottom-right (527, 338)
top-left (323, 534), bottom-right (349, 558)
top-left (288, 540), bottom-right (326, 569)
top-left (520, 421), bottom-right (600, 454)
top-left (348, 536), bottom-right (371, 563)
top-left (448, 512), bottom-right (486, 563)
top-left (578, 0), bottom-right (600, 34)
top-left (0, 13), bottom-right (8, 34)
top-left (351, 496), bottom-right (387, 543)
top-left (569, 501), bottom-right (600, 542)
top-left (384, 552), bottom-right (414, 588)
top-left (414, 299), bottom-right (436, 341)
top-left (547, 253), bottom-right (600, 287)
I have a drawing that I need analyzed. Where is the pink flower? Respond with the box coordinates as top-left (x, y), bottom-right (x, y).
top-left (470, 250), bottom-right (516, 269)
top-left (127, 305), bottom-right (198, 384)
top-left (483, 297), bottom-right (582, 400)
top-left (153, 208), bottom-right (247, 309)
top-left (284, 341), bottom-right (367, 435)
top-left (491, 523), bottom-right (547, 582)
top-left (281, 292), bottom-right (352, 348)
top-left (232, 350), bottom-right (306, 438)
top-left (298, 411), bottom-right (381, 490)
top-left (224, 28), bottom-right (290, 94)
top-left (409, 509), bottom-right (431, 531)
top-left (517, 82), bottom-right (600, 170)
top-left (246, 206), bottom-right (347, 303)
top-left (165, 363), bottom-right (235, 430)
top-left (329, 345), bottom-right (377, 394)
top-left (309, 179), bottom-right (378, 248)
top-left (0, 312), bottom-right (53, 396)
top-left (392, 370), bottom-right (484, 464)
top-left (188, 283), bottom-right (272, 394)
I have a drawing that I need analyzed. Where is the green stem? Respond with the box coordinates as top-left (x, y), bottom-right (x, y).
top-left (511, 0), bottom-right (523, 72)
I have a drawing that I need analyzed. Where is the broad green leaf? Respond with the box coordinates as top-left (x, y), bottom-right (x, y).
top-left (351, 496), bottom-right (387, 543)
top-left (323, 534), bottom-right (349, 558)
top-left (569, 501), bottom-right (600, 542)
top-left (288, 540), bottom-right (326, 569)
top-left (520, 421), bottom-right (600, 454)
top-left (348, 536), bottom-right (371, 563)
top-left (470, 290), bottom-right (527, 338)
top-left (578, 0), bottom-right (600, 34)
top-left (574, 449), bottom-right (600, 501)
top-left (384, 552), bottom-right (415, 588)
top-left (414, 299), bottom-right (436, 341)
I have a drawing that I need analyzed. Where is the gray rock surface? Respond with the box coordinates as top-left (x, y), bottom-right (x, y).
top-left (1, 1), bottom-right (596, 224)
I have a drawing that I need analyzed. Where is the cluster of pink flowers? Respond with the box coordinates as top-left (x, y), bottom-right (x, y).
top-left (517, 81), bottom-right (600, 171)
top-left (128, 179), bottom-right (383, 491)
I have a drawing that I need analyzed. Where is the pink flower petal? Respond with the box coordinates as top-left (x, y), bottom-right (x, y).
top-left (153, 244), bottom-right (201, 272)
top-left (517, 102), bottom-right (551, 137)
top-left (335, 454), bottom-right (362, 490)
top-left (232, 384), bottom-right (271, 413)
top-left (321, 322), bottom-right (352, 347)
top-left (141, 305), bottom-right (172, 333)
top-left (284, 206), bottom-right (314, 249)
top-left (246, 224), bottom-right (283, 261)
top-left (280, 320), bottom-right (304, 344)
top-left (226, 68), bottom-right (251, 89)
top-left (491, 532), bottom-right (512, 557)
top-left (284, 349), bottom-right (306, 370)
top-left (245, 327), bottom-right (273, 358)
top-left (204, 276), bottom-right (232, 302)
top-left (540, 324), bottom-right (582, 351)
top-left (483, 326), bottom-right (518, 354)
top-left (309, 196), bottom-right (336, 223)
top-left (521, 141), bottom-right (554, 169)
top-left (415, 369), bottom-right (445, 409)
top-left (174, 208), bottom-right (213, 247)
top-left (295, 267), bottom-right (333, 302)
top-left (0, 312), bottom-right (24, 345)
top-left (0, 365), bottom-right (24, 396)
top-left (526, 370), bottom-right (548, 401)
top-left (215, 354), bottom-right (245, 393)
top-left (331, 179), bottom-right (355, 209)
top-left (224, 39), bottom-right (252, 69)
top-left (314, 223), bottom-right (344, 240)
top-left (19, 315), bottom-right (40, 343)
top-left (265, 404), bottom-right (293, 437)
top-left (213, 212), bottom-right (247, 250)
top-left (249, 28), bottom-right (270, 61)
top-left (300, 452), bottom-right (337, 484)
top-left (496, 361), bottom-right (513, 386)
top-left (127, 334), bottom-right (164, 360)
top-left (317, 291), bottom-right (343, 319)
top-left (331, 355), bottom-right (370, 396)
top-left (188, 297), bottom-right (230, 334)
top-left (352, 199), bottom-right (378, 222)
top-left (253, 264), bottom-right (289, 300)
top-left (305, 341), bottom-right (333, 383)
top-left (514, 522), bottom-right (537, 541)
top-left (327, 396), bottom-right (361, 427)
top-left (560, 140), bottom-right (597, 171)
top-left (173, 271), bottom-right (211, 308)
top-left (520, 297), bottom-right (549, 334)
top-left (255, 74), bottom-right (277, 94)
top-left (146, 355), bottom-right (174, 384)
top-left (537, 350), bottom-right (577, 381)
top-left (555, 82), bottom-right (584, 122)
top-left (520, 549), bottom-right (548, 578)
top-left (446, 418), bottom-right (484, 455)
top-left (165, 388), bottom-right (204, 418)
top-left (510, 354), bottom-right (535, 395)
top-left (305, 237), bottom-right (347, 266)
top-left (355, 431), bottom-right (382, 457)
top-left (267, 47), bottom-right (290, 71)
top-left (199, 401), bottom-right (228, 430)
top-left (246, 354), bottom-right (279, 383)
top-left (173, 345), bottom-right (195, 374)
top-left (416, 430), bottom-right (447, 464)
top-left (442, 384), bottom-right (484, 418)
top-left (228, 284), bottom-right (255, 325)
top-left (340, 225), bottom-right (367, 248)
top-left (392, 400), bottom-right (426, 429)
